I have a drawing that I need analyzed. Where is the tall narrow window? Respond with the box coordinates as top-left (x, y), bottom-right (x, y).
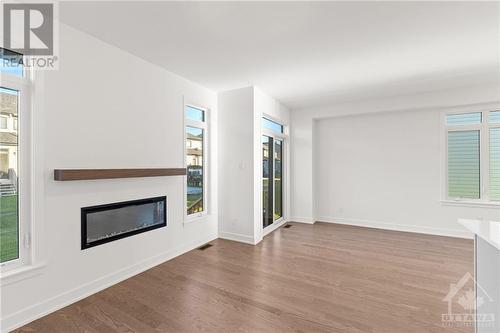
top-left (0, 88), bottom-right (19, 263)
top-left (185, 105), bottom-right (207, 217)
top-left (0, 48), bottom-right (28, 266)
top-left (445, 110), bottom-right (500, 203)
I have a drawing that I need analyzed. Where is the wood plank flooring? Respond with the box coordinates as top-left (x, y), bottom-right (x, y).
top-left (14, 222), bottom-right (474, 333)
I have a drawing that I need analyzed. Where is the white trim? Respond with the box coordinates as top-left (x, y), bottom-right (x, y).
top-left (262, 218), bottom-right (287, 237)
top-left (183, 212), bottom-right (209, 224)
top-left (316, 216), bottom-right (473, 239)
top-left (0, 234), bottom-right (217, 333)
top-left (0, 262), bottom-right (46, 287)
top-left (0, 66), bottom-right (35, 273)
top-left (440, 200), bottom-right (500, 209)
top-left (290, 216), bottom-right (316, 224)
top-left (262, 127), bottom-right (287, 140)
top-left (218, 231), bottom-right (256, 245)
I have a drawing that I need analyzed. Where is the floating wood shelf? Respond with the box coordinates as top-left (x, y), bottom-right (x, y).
top-left (54, 168), bottom-right (186, 181)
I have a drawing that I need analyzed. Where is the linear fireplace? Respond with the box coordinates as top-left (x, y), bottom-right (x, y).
top-left (81, 196), bottom-right (167, 249)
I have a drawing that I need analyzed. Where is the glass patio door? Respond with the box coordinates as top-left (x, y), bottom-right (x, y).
top-left (262, 135), bottom-right (283, 228)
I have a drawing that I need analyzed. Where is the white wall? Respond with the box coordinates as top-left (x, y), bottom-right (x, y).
top-left (1, 24), bottom-right (218, 332)
top-left (290, 112), bottom-right (315, 223)
top-left (218, 87), bottom-right (256, 244)
top-left (218, 87), bottom-right (290, 244)
top-left (315, 108), bottom-right (500, 237)
top-left (291, 82), bottom-right (500, 235)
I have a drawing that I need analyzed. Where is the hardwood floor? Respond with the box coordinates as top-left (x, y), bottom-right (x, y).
top-left (15, 222), bottom-right (474, 333)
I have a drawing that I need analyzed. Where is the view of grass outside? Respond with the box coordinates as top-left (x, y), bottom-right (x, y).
top-left (1, 87), bottom-right (19, 263)
top-left (0, 195), bottom-right (19, 262)
top-left (274, 179), bottom-right (282, 220)
top-left (263, 177), bottom-right (269, 219)
top-left (187, 167), bottom-right (203, 212)
top-left (263, 178), bottom-right (282, 221)
top-left (187, 189), bottom-right (202, 208)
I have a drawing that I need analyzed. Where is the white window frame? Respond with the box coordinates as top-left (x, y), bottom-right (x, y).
top-left (442, 107), bottom-right (500, 208)
top-left (262, 114), bottom-right (288, 229)
top-left (0, 65), bottom-right (34, 273)
top-left (184, 102), bottom-right (209, 222)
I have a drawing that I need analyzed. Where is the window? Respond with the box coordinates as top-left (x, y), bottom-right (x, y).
top-left (0, 88), bottom-right (19, 265)
top-left (185, 105), bottom-right (207, 217)
top-left (490, 111), bottom-right (500, 124)
top-left (262, 117), bottom-right (284, 134)
top-left (491, 127), bottom-right (500, 200)
top-left (447, 130), bottom-right (480, 199)
top-left (0, 48), bottom-right (23, 78)
top-left (445, 110), bottom-right (500, 203)
top-left (0, 49), bottom-right (33, 271)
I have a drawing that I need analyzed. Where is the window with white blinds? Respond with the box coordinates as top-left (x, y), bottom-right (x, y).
top-left (447, 130), bottom-right (480, 199)
top-left (445, 110), bottom-right (500, 202)
top-left (491, 127), bottom-right (500, 200)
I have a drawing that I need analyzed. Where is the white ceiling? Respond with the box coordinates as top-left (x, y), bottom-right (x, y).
top-left (60, 1), bottom-right (500, 110)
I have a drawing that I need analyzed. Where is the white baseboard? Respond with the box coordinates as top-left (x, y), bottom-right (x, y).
top-left (289, 216), bottom-right (315, 224)
top-left (219, 231), bottom-right (256, 245)
top-left (316, 216), bottom-right (473, 239)
top-left (1, 234), bottom-right (218, 333)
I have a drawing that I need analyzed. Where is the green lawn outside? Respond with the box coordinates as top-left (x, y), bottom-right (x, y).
top-left (0, 195), bottom-right (19, 263)
top-left (187, 193), bottom-right (202, 209)
top-left (263, 178), bottom-right (283, 221)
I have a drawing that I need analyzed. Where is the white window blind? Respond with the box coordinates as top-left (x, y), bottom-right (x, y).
top-left (447, 130), bottom-right (480, 199)
top-left (490, 111), bottom-right (500, 123)
top-left (446, 112), bottom-right (482, 126)
top-left (491, 128), bottom-right (500, 200)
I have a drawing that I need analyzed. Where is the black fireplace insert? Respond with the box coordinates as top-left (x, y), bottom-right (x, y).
top-left (81, 196), bottom-right (167, 249)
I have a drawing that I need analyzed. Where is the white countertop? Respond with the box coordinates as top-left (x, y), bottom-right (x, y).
top-left (459, 219), bottom-right (500, 251)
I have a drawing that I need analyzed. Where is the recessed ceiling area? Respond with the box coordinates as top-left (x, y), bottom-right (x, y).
top-left (60, 1), bottom-right (500, 109)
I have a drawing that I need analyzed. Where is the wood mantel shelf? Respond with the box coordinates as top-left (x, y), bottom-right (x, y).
top-left (54, 168), bottom-right (187, 181)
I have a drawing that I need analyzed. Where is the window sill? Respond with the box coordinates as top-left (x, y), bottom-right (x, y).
top-left (184, 213), bottom-right (208, 225)
top-left (0, 262), bottom-right (46, 286)
top-left (440, 200), bottom-right (500, 209)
